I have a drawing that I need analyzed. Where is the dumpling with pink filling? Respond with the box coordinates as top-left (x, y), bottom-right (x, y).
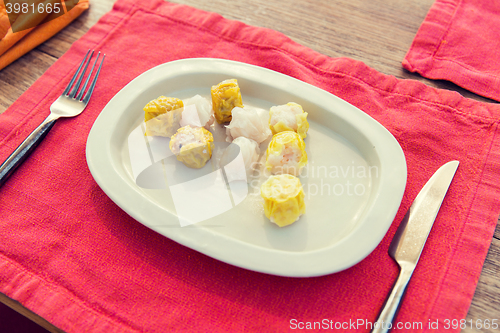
top-left (269, 102), bottom-right (309, 138)
top-left (265, 131), bottom-right (307, 176)
top-left (169, 125), bottom-right (214, 169)
top-left (225, 106), bottom-right (272, 144)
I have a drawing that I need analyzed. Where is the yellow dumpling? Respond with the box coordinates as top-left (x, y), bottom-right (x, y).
top-left (144, 96), bottom-right (183, 137)
top-left (211, 79), bottom-right (243, 124)
top-left (265, 131), bottom-right (307, 176)
top-left (169, 125), bottom-right (214, 169)
top-left (269, 102), bottom-right (309, 139)
top-left (261, 174), bottom-right (306, 227)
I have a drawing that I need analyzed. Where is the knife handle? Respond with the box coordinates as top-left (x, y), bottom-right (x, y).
top-left (0, 115), bottom-right (58, 187)
top-left (371, 263), bottom-right (415, 333)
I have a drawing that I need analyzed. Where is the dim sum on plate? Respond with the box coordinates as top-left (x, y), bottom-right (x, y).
top-left (211, 79), bottom-right (243, 124)
top-left (180, 95), bottom-right (215, 129)
top-left (169, 125), bottom-right (214, 169)
top-left (265, 131), bottom-right (307, 176)
top-left (220, 137), bottom-right (260, 182)
top-left (144, 96), bottom-right (184, 137)
top-left (225, 106), bottom-right (272, 144)
top-left (269, 102), bottom-right (309, 138)
top-left (260, 174), bottom-right (306, 227)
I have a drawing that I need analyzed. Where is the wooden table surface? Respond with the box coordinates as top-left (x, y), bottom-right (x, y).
top-left (0, 0), bottom-right (499, 332)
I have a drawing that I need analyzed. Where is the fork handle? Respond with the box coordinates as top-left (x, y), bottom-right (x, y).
top-left (0, 115), bottom-right (58, 187)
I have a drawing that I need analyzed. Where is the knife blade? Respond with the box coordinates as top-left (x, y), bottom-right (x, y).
top-left (371, 160), bottom-right (459, 333)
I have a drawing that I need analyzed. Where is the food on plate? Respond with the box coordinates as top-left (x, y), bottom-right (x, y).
top-left (211, 79), bottom-right (243, 124)
top-left (180, 94), bottom-right (215, 129)
top-left (265, 131), bottom-right (307, 176)
top-left (225, 106), bottom-right (272, 144)
top-left (269, 102), bottom-right (309, 138)
top-left (169, 125), bottom-right (214, 169)
top-left (260, 174), bottom-right (306, 227)
top-left (220, 137), bottom-right (260, 182)
top-left (144, 96), bottom-right (184, 137)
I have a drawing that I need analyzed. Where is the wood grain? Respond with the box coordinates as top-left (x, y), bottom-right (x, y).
top-left (0, 0), bottom-right (499, 332)
top-left (464, 237), bottom-right (500, 333)
top-left (0, 293), bottom-right (63, 333)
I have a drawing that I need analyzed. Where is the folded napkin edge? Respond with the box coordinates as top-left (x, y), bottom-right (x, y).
top-left (403, 0), bottom-right (500, 102)
top-left (0, 252), bottom-right (139, 333)
top-left (426, 127), bottom-right (500, 322)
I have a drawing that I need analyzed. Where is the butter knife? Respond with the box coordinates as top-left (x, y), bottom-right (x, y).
top-left (371, 160), bottom-right (459, 333)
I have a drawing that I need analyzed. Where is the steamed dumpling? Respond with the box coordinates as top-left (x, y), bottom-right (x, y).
top-left (261, 174), bottom-right (306, 227)
top-left (143, 96), bottom-right (183, 137)
top-left (269, 102), bottom-right (309, 138)
top-left (226, 106), bottom-right (272, 144)
top-left (180, 95), bottom-right (215, 129)
top-left (211, 79), bottom-right (243, 124)
top-left (169, 125), bottom-right (214, 169)
top-left (220, 137), bottom-right (260, 182)
top-left (265, 131), bottom-right (307, 176)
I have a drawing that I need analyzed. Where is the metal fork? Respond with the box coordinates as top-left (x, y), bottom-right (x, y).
top-left (0, 49), bottom-right (105, 187)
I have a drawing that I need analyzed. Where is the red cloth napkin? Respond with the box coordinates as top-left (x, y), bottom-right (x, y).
top-left (1, 0), bottom-right (500, 332)
top-left (403, 0), bottom-right (500, 102)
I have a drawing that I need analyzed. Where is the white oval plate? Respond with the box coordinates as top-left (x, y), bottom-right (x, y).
top-left (86, 58), bottom-right (406, 277)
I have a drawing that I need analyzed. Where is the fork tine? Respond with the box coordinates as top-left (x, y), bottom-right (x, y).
top-left (63, 49), bottom-right (90, 96)
top-left (69, 50), bottom-right (94, 98)
top-left (76, 52), bottom-right (101, 101)
top-left (82, 54), bottom-right (105, 105)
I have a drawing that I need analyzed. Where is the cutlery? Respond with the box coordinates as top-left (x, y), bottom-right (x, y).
top-left (0, 49), bottom-right (105, 187)
top-left (371, 160), bottom-right (459, 333)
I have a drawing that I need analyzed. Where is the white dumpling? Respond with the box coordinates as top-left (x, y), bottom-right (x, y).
top-left (180, 95), bottom-right (215, 129)
top-left (225, 106), bottom-right (272, 144)
top-left (220, 137), bottom-right (260, 182)
top-left (269, 103), bottom-right (302, 130)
